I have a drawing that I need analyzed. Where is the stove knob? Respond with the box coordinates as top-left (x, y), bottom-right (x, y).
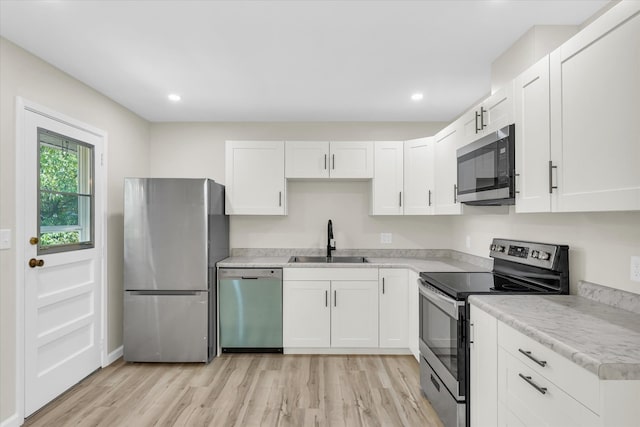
top-left (497, 245), bottom-right (506, 253)
top-left (538, 251), bottom-right (551, 260)
top-left (490, 244), bottom-right (496, 251)
top-left (531, 250), bottom-right (539, 259)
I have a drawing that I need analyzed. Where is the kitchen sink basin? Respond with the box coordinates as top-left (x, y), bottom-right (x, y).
top-left (288, 256), bottom-right (368, 264)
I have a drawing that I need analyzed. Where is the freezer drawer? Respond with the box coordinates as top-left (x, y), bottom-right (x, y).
top-left (123, 291), bottom-right (209, 362)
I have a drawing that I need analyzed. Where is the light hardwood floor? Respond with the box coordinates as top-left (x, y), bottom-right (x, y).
top-left (25, 354), bottom-right (444, 427)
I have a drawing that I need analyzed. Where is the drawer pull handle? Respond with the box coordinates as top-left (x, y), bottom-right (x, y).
top-left (519, 373), bottom-right (547, 395)
top-left (518, 348), bottom-right (547, 367)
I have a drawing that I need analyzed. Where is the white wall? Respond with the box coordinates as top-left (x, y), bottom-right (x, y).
top-left (451, 210), bottom-right (640, 294)
top-left (149, 122), bottom-right (452, 250)
top-left (0, 37), bottom-right (150, 422)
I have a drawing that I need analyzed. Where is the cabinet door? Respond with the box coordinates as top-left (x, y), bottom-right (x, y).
top-left (331, 281), bottom-right (378, 348)
top-left (483, 83), bottom-right (514, 135)
top-left (283, 280), bottom-right (330, 348)
top-left (404, 137), bottom-right (435, 215)
top-left (329, 141), bottom-right (374, 178)
top-left (285, 141), bottom-right (330, 179)
top-left (407, 270), bottom-right (419, 361)
top-left (434, 122), bottom-right (463, 215)
top-left (371, 141), bottom-right (404, 215)
top-left (550, 3), bottom-right (640, 212)
top-left (379, 269), bottom-right (409, 348)
top-left (469, 305), bottom-right (498, 427)
top-left (461, 105), bottom-right (484, 143)
top-left (514, 56), bottom-right (552, 213)
top-left (225, 141), bottom-right (286, 215)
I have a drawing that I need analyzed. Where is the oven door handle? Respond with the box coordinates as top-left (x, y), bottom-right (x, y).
top-left (419, 282), bottom-right (461, 320)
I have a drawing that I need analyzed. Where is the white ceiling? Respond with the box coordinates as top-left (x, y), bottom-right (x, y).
top-left (0, 0), bottom-right (609, 122)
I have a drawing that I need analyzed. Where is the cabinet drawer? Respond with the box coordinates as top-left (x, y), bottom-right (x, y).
top-left (499, 348), bottom-right (599, 427)
top-left (283, 267), bottom-right (378, 281)
top-left (498, 322), bottom-right (599, 412)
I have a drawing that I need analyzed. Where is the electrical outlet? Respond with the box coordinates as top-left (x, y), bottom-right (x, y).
top-left (631, 256), bottom-right (640, 282)
top-left (0, 229), bottom-right (10, 250)
top-left (380, 233), bottom-right (392, 244)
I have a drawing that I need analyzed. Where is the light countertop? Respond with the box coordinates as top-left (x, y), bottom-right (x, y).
top-left (469, 294), bottom-right (640, 380)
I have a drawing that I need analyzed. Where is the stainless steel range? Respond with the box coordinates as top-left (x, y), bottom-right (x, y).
top-left (418, 238), bottom-right (569, 427)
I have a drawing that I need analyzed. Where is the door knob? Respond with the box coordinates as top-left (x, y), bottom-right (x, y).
top-left (28, 258), bottom-right (45, 268)
top-left (29, 237), bottom-right (39, 245)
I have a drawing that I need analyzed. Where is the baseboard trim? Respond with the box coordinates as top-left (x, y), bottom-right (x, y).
top-left (105, 345), bottom-right (123, 366)
top-left (0, 413), bottom-right (20, 427)
top-left (283, 348), bottom-right (412, 355)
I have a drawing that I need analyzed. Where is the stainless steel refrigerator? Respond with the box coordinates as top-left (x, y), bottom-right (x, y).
top-left (123, 178), bottom-right (228, 362)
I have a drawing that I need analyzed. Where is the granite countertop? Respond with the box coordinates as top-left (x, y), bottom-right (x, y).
top-left (469, 294), bottom-right (640, 380)
top-left (217, 256), bottom-right (489, 274)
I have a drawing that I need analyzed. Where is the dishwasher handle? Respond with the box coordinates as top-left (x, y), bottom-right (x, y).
top-left (218, 268), bottom-right (282, 280)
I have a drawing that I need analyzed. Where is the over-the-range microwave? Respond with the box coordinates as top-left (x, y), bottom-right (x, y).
top-left (456, 124), bottom-right (515, 205)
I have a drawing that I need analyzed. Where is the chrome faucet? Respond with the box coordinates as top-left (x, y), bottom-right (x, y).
top-left (327, 219), bottom-right (336, 258)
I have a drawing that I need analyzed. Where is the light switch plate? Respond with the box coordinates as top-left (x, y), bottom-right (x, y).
top-left (631, 256), bottom-right (640, 282)
top-left (380, 233), bottom-right (392, 244)
top-left (0, 229), bottom-right (11, 250)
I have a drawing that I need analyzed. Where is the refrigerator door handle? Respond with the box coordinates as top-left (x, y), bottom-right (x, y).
top-left (126, 290), bottom-right (203, 296)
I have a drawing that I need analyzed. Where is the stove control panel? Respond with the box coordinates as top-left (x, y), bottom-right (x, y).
top-left (490, 239), bottom-right (561, 270)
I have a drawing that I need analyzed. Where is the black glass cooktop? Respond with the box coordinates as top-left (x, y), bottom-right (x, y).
top-left (419, 271), bottom-right (550, 300)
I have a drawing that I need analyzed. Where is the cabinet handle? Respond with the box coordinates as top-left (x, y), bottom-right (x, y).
top-left (332, 154), bottom-right (335, 170)
top-left (480, 106), bottom-right (487, 129)
top-left (324, 154), bottom-right (327, 170)
top-left (278, 191), bottom-right (282, 207)
top-left (399, 192), bottom-right (402, 207)
top-left (428, 189), bottom-right (432, 206)
top-left (453, 184), bottom-right (458, 203)
top-left (469, 322), bottom-right (475, 344)
top-left (475, 110), bottom-right (481, 133)
top-left (518, 373), bottom-right (548, 395)
top-left (325, 290), bottom-right (328, 307)
top-left (518, 349), bottom-right (547, 367)
top-left (515, 173), bottom-right (520, 194)
top-left (548, 161), bottom-right (558, 194)
top-left (334, 290), bottom-right (337, 307)
top-left (382, 277), bottom-right (385, 294)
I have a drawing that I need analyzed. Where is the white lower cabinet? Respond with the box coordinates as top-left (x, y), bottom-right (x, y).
top-left (283, 268), bottom-right (378, 349)
top-left (407, 270), bottom-right (419, 361)
top-left (379, 269), bottom-right (409, 348)
top-left (470, 302), bottom-right (640, 427)
top-left (282, 280), bottom-right (331, 348)
top-left (469, 304), bottom-right (498, 427)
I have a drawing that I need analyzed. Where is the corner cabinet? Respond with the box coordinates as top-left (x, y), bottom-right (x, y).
top-left (371, 141), bottom-right (404, 215)
top-left (285, 141), bottom-right (373, 179)
top-left (549, 1), bottom-right (640, 212)
top-left (404, 137), bottom-right (435, 215)
top-left (434, 121), bottom-right (463, 215)
top-left (225, 141), bottom-right (286, 215)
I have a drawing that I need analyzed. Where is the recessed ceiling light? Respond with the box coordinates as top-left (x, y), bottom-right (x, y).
top-left (168, 93), bottom-right (181, 102)
top-left (411, 93), bottom-right (424, 101)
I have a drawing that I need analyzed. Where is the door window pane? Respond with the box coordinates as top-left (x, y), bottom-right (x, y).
top-left (38, 128), bottom-right (94, 254)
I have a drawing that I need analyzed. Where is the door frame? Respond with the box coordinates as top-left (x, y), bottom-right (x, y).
top-left (14, 97), bottom-right (109, 424)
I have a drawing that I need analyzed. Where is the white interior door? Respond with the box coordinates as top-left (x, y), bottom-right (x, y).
top-left (23, 109), bottom-right (103, 416)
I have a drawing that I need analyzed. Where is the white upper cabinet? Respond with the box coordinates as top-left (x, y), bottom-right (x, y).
top-left (285, 141), bottom-right (373, 179)
top-left (462, 83), bottom-right (515, 144)
top-left (225, 141), bottom-right (286, 215)
top-left (285, 141), bottom-right (330, 179)
top-left (514, 55), bottom-right (552, 213)
top-left (371, 141), bottom-right (404, 215)
top-left (404, 137), bottom-right (435, 215)
top-left (434, 121), bottom-right (464, 215)
top-left (550, 2), bottom-right (640, 212)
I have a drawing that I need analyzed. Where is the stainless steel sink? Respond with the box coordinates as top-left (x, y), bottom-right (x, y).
top-left (288, 256), bottom-right (368, 263)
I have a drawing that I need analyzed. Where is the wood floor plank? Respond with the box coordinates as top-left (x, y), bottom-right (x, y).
top-left (24, 354), bottom-right (444, 427)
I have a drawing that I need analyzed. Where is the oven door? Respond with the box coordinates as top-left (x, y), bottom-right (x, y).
top-left (418, 282), bottom-right (466, 401)
top-left (456, 124), bottom-right (514, 204)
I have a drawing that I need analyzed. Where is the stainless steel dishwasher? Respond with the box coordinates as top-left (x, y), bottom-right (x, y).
top-left (218, 268), bottom-right (283, 353)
